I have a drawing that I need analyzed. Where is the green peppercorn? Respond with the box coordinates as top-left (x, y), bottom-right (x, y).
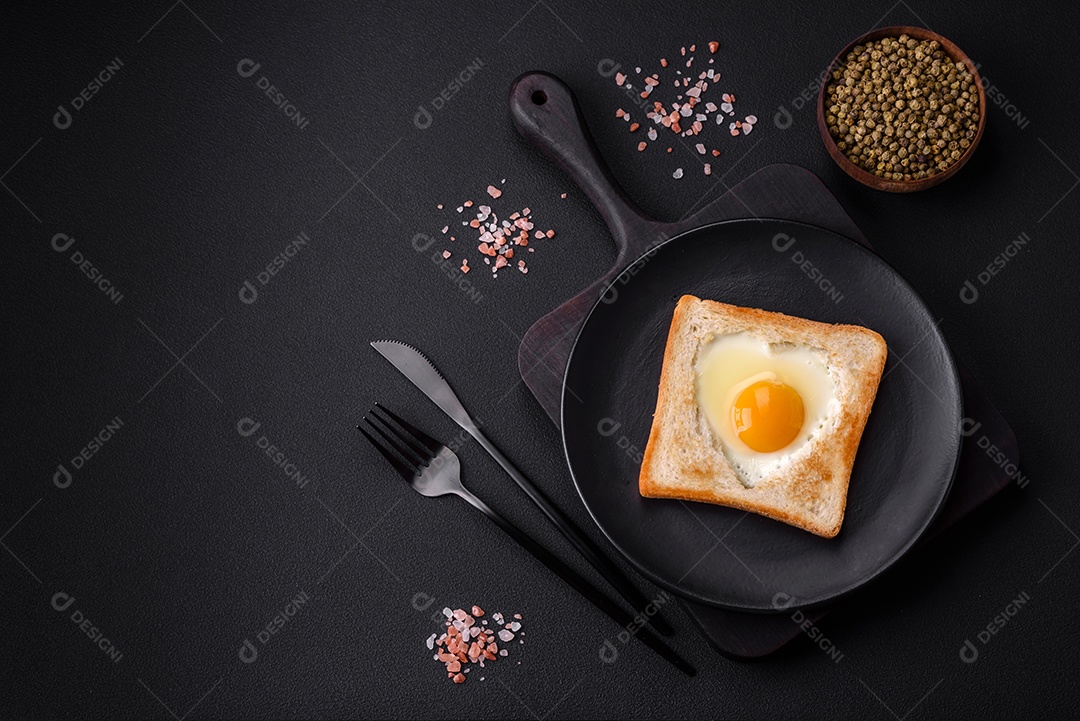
top-left (827, 34), bottom-right (979, 180)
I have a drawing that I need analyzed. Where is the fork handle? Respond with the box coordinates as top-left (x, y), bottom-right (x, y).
top-left (456, 489), bottom-right (695, 676)
top-left (469, 428), bottom-right (674, 637)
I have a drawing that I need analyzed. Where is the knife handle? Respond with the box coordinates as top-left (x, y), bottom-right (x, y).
top-left (469, 427), bottom-right (676, 638)
top-left (455, 488), bottom-right (694, 676)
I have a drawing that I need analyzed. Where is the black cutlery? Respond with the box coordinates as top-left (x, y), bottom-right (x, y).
top-left (371, 339), bottom-right (676, 637)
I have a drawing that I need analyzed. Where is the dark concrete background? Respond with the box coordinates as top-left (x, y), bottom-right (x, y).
top-left (5, 0), bottom-right (1078, 718)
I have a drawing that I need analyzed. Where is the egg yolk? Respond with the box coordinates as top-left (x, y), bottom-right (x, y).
top-left (730, 380), bottom-right (805, 453)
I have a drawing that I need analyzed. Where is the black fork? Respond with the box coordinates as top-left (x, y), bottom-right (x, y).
top-left (359, 404), bottom-right (695, 677)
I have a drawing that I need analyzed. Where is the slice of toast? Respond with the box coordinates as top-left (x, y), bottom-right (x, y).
top-left (639, 295), bottom-right (888, 538)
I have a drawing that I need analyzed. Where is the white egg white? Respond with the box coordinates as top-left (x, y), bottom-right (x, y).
top-left (694, 332), bottom-right (838, 487)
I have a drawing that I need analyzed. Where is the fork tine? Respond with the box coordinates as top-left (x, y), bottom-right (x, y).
top-left (371, 405), bottom-right (435, 461)
top-left (374, 403), bottom-right (441, 455)
top-left (366, 414), bottom-right (426, 467)
top-left (357, 422), bottom-right (415, 481)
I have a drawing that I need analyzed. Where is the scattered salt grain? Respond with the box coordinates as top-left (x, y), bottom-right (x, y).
top-left (608, 41), bottom-right (757, 179)
top-left (428, 606), bottom-right (524, 685)
top-left (672, 167), bottom-right (684, 179)
top-left (435, 184), bottom-right (556, 280)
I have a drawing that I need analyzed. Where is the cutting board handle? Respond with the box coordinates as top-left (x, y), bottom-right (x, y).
top-left (509, 71), bottom-right (660, 261)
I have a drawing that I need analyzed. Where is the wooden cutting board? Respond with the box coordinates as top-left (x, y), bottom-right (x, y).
top-left (509, 71), bottom-right (1018, 657)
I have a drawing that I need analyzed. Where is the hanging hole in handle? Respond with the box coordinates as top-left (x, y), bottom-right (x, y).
top-left (531, 90), bottom-right (547, 105)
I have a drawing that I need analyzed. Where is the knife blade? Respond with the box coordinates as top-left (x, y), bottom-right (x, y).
top-left (370, 339), bottom-right (676, 638)
top-left (370, 340), bottom-right (477, 433)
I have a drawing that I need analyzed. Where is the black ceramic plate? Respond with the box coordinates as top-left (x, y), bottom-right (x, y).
top-left (561, 219), bottom-right (962, 612)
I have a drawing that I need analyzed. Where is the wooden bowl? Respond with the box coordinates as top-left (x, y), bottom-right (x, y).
top-left (817, 26), bottom-right (986, 192)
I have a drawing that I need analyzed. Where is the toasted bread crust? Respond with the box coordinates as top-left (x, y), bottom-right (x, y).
top-left (639, 295), bottom-right (888, 538)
